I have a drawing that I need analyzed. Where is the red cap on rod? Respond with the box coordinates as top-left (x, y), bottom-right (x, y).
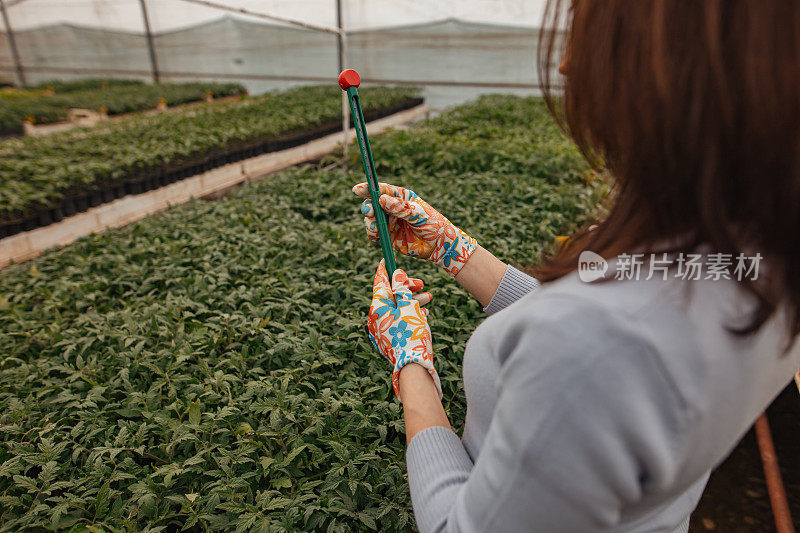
top-left (338, 69), bottom-right (361, 90)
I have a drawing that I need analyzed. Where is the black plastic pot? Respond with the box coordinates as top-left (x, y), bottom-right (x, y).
top-left (113, 183), bottom-right (127, 199)
top-left (37, 206), bottom-right (63, 226)
top-left (2, 220), bottom-right (20, 237)
top-left (50, 206), bottom-right (64, 224)
top-left (76, 193), bottom-right (90, 212)
top-left (125, 179), bottom-right (143, 195)
top-left (62, 198), bottom-right (77, 217)
top-left (157, 170), bottom-right (169, 187)
top-left (22, 214), bottom-right (37, 231)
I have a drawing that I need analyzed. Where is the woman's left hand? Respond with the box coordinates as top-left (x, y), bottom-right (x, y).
top-left (367, 260), bottom-right (442, 400)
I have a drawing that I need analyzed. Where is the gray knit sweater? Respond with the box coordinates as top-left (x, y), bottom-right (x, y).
top-left (405, 265), bottom-right (800, 532)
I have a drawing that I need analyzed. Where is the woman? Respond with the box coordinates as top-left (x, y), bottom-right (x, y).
top-left (353, 1), bottom-right (800, 531)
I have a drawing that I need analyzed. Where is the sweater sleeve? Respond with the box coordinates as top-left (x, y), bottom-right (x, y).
top-left (482, 265), bottom-right (540, 315)
top-left (405, 295), bottom-right (689, 532)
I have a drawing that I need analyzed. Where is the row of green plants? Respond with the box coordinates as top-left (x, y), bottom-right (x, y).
top-left (1, 79), bottom-right (143, 100)
top-left (0, 95), bottom-right (607, 531)
top-left (25, 79), bottom-right (145, 93)
top-left (0, 85), bottom-right (420, 225)
top-left (0, 81), bottom-right (246, 136)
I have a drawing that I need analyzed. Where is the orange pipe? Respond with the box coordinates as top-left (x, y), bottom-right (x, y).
top-left (754, 412), bottom-right (796, 533)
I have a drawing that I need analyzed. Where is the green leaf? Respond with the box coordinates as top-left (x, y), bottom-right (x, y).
top-left (94, 483), bottom-right (110, 517)
top-left (188, 401), bottom-right (201, 427)
top-left (12, 475), bottom-right (38, 493)
top-left (273, 477), bottom-right (292, 489)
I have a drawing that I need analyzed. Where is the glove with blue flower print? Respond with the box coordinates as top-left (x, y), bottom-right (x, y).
top-left (353, 182), bottom-right (478, 277)
top-left (367, 259), bottom-right (442, 400)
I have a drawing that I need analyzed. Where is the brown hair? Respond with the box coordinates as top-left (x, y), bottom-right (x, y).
top-left (535, 0), bottom-right (800, 337)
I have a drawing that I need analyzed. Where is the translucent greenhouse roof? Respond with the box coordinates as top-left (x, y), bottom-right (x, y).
top-left (0, 0), bottom-right (558, 110)
top-left (4, 0), bottom-right (546, 33)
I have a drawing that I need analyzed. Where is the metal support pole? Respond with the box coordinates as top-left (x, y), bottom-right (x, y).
top-left (336, 0), bottom-right (344, 73)
top-left (0, 0), bottom-right (25, 86)
top-left (755, 413), bottom-right (796, 533)
top-left (337, 0), bottom-right (350, 152)
top-left (138, 0), bottom-right (160, 83)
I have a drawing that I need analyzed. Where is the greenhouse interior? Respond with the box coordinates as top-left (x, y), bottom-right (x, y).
top-left (0, 0), bottom-right (798, 531)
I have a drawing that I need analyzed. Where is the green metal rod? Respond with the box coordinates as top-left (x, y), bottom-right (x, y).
top-left (341, 77), bottom-right (397, 278)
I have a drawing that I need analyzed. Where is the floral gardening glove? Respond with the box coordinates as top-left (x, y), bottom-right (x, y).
top-left (367, 259), bottom-right (442, 400)
top-left (353, 182), bottom-right (478, 277)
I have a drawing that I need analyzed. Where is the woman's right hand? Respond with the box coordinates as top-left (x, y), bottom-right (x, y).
top-left (367, 259), bottom-right (441, 401)
top-left (352, 182), bottom-right (478, 277)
